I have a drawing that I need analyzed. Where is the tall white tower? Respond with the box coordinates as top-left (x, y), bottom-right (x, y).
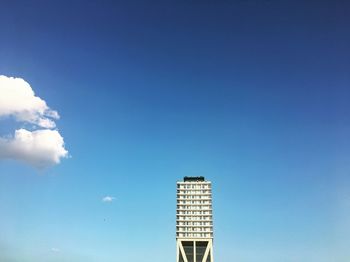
top-left (176, 176), bottom-right (213, 262)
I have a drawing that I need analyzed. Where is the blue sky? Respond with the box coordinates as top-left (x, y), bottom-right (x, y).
top-left (0, 0), bottom-right (349, 261)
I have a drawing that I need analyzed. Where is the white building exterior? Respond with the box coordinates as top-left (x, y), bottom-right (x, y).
top-left (176, 176), bottom-right (213, 262)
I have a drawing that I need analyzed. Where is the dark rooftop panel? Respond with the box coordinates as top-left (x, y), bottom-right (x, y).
top-left (183, 176), bottom-right (205, 182)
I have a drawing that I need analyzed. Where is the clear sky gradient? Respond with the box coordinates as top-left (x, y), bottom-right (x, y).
top-left (0, 1), bottom-right (350, 261)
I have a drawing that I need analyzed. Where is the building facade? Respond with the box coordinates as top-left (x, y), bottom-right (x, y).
top-left (176, 176), bottom-right (213, 262)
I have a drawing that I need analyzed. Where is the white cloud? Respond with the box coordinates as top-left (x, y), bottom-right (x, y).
top-left (0, 75), bottom-right (68, 168)
top-left (0, 75), bottom-right (59, 128)
top-left (0, 129), bottom-right (68, 168)
top-left (102, 196), bottom-right (115, 202)
top-left (51, 247), bottom-right (60, 252)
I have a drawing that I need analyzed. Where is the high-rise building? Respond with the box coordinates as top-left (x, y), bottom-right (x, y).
top-left (176, 176), bottom-right (214, 262)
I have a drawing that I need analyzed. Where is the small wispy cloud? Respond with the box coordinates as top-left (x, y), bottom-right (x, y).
top-left (102, 196), bottom-right (115, 203)
top-left (51, 247), bottom-right (60, 253)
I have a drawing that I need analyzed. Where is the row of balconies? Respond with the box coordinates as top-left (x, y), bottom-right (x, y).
top-left (177, 194), bottom-right (212, 198)
top-left (177, 193), bottom-right (211, 197)
top-left (177, 209), bottom-right (212, 213)
top-left (176, 233), bottom-right (213, 238)
top-left (177, 222), bottom-right (213, 226)
top-left (177, 189), bottom-right (211, 192)
top-left (177, 182), bottom-right (211, 185)
top-left (176, 199), bottom-right (212, 203)
top-left (177, 185), bottom-right (211, 190)
top-left (177, 216), bottom-right (212, 221)
top-left (177, 219), bottom-right (212, 223)
top-left (177, 195), bottom-right (211, 199)
top-left (177, 227), bottom-right (213, 232)
top-left (177, 210), bottom-right (212, 212)
top-left (177, 211), bottom-right (212, 215)
top-left (177, 192), bottom-right (211, 195)
top-left (177, 201), bottom-right (212, 205)
top-left (177, 205), bottom-right (212, 208)
top-left (176, 231), bottom-right (213, 235)
top-left (177, 207), bottom-right (212, 211)
top-left (178, 182), bottom-right (211, 184)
